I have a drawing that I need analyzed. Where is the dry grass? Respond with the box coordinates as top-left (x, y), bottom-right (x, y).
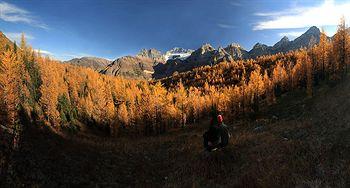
top-left (3, 79), bottom-right (350, 187)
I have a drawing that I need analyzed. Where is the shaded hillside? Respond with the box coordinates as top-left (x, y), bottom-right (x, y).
top-left (4, 76), bottom-right (350, 187)
top-left (158, 51), bottom-right (298, 89)
top-left (249, 26), bottom-right (321, 58)
top-left (153, 44), bottom-right (234, 79)
top-left (289, 26), bottom-right (321, 51)
top-left (249, 43), bottom-right (272, 58)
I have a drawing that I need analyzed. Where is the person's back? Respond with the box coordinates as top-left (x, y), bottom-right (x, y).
top-left (206, 124), bottom-right (221, 144)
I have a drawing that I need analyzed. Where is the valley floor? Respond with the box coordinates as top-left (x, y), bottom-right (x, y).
top-left (3, 79), bottom-right (350, 187)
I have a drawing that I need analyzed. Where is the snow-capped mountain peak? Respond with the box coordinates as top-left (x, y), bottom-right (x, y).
top-left (164, 47), bottom-right (194, 61)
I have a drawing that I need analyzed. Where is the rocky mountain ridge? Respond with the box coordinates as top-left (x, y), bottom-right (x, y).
top-left (65, 26), bottom-right (322, 79)
top-left (249, 26), bottom-right (321, 58)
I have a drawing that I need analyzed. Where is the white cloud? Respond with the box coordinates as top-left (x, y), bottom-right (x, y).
top-left (217, 23), bottom-right (236, 29)
top-left (0, 2), bottom-right (48, 29)
top-left (4, 32), bottom-right (34, 42)
top-left (53, 53), bottom-right (94, 61)
top-left (255, 7), bottom-right (306, 17)
top-left (34, 49), bottom-right (53, 56)
top-left (278, 31), bottom-right (304, 38)
top-left (254, 0), bottom-right (350, 30)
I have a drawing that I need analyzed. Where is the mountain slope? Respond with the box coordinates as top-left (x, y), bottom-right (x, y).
top-left (272, 36), bottom-right (290, 53)
top-left (0, 32), bottom-right (14, 53)
top-left (65, 57), bottom-right (111, 71)
top-left (249, 43), bottom-right (273, 58)
top-left (224, 43), bottom-right (249, 60)
top-left (137, 48), bottom-right (165, 62)
top-left (153, 44), bottom-right (219, 78)
top-left (289, 26), bottom-right (320, 51)
top-left (100, 55), bottom-right (157, 79)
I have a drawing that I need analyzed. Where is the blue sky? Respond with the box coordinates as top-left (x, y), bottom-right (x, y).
top-left (0, 0), bottom-right (348, 60)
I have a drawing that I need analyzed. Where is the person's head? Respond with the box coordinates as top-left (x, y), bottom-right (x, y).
top-left (217, 115), bottom-right (223, 124)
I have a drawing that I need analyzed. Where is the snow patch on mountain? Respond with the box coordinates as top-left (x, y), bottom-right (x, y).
top-left (164, 47), bottom-right (194, 61)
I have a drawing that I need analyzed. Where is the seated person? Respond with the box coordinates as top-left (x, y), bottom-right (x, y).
top-left (203, 114), bottom-right (230, 151)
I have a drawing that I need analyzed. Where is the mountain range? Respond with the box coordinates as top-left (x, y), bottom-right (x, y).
top-left (3, 26), bottom-right (322, 80)
top-left (98, 26), bottom-right (321, 79)
top-left (249, 26), bottom-right (320, 58)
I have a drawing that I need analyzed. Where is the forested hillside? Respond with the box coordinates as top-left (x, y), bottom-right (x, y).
top-left (1, 18), bottom-right (350, 140)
